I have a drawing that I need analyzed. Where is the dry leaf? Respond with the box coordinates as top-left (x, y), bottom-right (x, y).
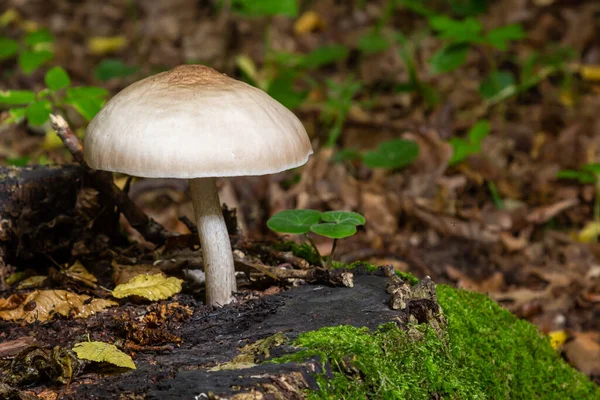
top-left (16, 275), bottom-right (47, 290)
top-left (112, 274), bottom-right (183, 301)
top-left (73, 341), bottom-right (136, 369)
top-left (0, 290), bottom-right (117, 323)
top-left (294, 11), bottom-right (325, 35)
top-left (112, 261), bottom-right (163, 286)
top-left (63, 261), bottom-right (97, 288)
top-left (87, 36), bottom-right (127, 55)
top-left (563, 332), bottom-right (600, 375)
top-left (526, 198), bottom-right (579, 224)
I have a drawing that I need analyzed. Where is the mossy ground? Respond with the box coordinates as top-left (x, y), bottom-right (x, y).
top-left (276, 286), bottom-right (599, 398)
top-left (273, 242), bottom-right (599, 398)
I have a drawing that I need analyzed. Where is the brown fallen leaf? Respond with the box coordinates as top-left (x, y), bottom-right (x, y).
top-left (445, 265), bottom-right (505, 293)
top-left (0, 290), bottom-right (117, 323)
top-left (112, 261), bottom-right (163, 286)
top-left (0, 293), bottom-right (25, 310)
top-left (62, 261), bottom-right (97, 288)
top-left (527, 198), bottom-right (579, 224)
top-left (563, 332), bottom-right (600, 376)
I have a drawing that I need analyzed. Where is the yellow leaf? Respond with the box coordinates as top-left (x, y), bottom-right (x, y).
top-left (577, 221), bottom-right (600, 243)
top-left (294, 11), bottom-right (325, 35)
top-left (580, 65), bottom-right (600, 82)
top-left (16, 275), bottom-right (47, 290)
top-left (559, 91), bottom-right (574, 107)
top-left (73, 341), bottom-right (136, 369)
top-left (549, 330), bottom-right (568, 350)
top-left (87, 36), bottom-right (127, 55)
top-left (112, 274), bottom-right (183, 301)
top-left (63, 261), bottom-right (97, 288)
top-left (0, 9), bottom-right (19, 27)
top-left (43, 130), bottom-right (64, 150)
top-left (6, 271), bottom-right (31, 286)
top-left (0, 290), bottom-right (117, 323)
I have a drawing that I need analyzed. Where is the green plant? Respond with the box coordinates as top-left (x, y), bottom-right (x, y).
top-left (0, 28), bottom-right (55, 75)
top-left (274, 285), bottom-right (600, 398)
top-left (334, 138), bottom-right (420, 171)
top-left (321, 77), bottom-right (363, 147)
top-left (558, 163), bottom-right (600, 241)
top-left (267, 210), bottom-right (365, 268)
top-left (448, 119), bottom-right (490, 166)
top-left (226, 0), bottom-right (298, 17)
top-left (0, 66), bottom-right (108, 127)
top-left (93, 59), bottom-right (138, 82)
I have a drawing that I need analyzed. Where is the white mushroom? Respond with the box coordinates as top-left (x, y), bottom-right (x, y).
top-left (84, 64), bottom-right (313, 306)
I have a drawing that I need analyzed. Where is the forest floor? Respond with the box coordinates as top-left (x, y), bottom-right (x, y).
top-left (1, 0), bottom-right (600, 398)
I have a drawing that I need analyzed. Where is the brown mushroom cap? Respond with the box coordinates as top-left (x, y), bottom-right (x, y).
top-left (84, 65), bottom-right (312, 178)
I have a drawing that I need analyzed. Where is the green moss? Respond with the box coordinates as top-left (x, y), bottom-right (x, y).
top-left (274, 241), bottom-right (322, 266)
top-left (273, 285), bottom-right (599, 399)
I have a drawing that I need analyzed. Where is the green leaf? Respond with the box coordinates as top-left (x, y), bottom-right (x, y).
top-left (65, 96), bottom-right (104, 121)
top-left (581, 163), bottom-right (600, 175)
top-left (310, 223), bottom-right (357, 239)
top-left (267, 209), bottom-right (322, 234)
top-left (0, 37), bottom-right (18, 60)
top-left (230, 0), bottom-right (298, 17)
top-left (267, 71), bottom-right (306, 109)
top-left (479, 70), bottom-right (515, 99)
top-left (73, 341), bottom-right (136, 369)
top-left (467, 119), bottom-right (491, 145)
top-left (557, 169), bottom-right (596, 184)
top-left (449, 120), bottom-right (490, 166)
top-left (0, 90), bottom-right (36, 105)
top-left (24, 29), bottom-right (55, 46)
top-left (448, 138), bottom-right (474, 166)
top-left (94, 59), bottom-right (138, 81)
top-left (486, 24), bottom-right (525, 51)
top-left (18, 50), bottom-right (53, 74)
top-left (25, 99), bottom-right (52, 125)
top-left (428, 16), bottom-right (483, 43)
top-left (429, 43), bottom-right (469, 74)
top-left (331, 148), bottom-right (362, 163)
top-left (362, 139), bottom-right (419, 169)
top-left (64, 87), bottom-right (108, 121)
top-left (358, 32), bottom-right (390, 54)
top-left (66, 86), bottom-right (109, 99)
top-left (45, 66), bottom-right (71, 90)
top-left (300, 45), bottom-right (349, 69)
top-left (5, 156), bottom-right (30, 167)
top-left (321, 211), bottom-right (365, 226)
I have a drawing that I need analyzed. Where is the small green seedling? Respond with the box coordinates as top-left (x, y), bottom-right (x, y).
top-left (448, 119), bottom-right (490, 166)
top-left (558, 163), bottom-right (600, 241)
top-left (267, 209), bottom-right (365, 268)
top-left (0, 66), bottom-right (108, 127)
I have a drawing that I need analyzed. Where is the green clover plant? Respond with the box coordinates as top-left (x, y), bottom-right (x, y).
top-left (267, 210), bottom-right (365, 269)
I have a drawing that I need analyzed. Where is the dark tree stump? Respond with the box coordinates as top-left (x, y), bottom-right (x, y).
top-left (0, 165), bottom-right (119, 267)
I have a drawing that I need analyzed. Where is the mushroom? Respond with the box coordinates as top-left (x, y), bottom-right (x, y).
top-left (83, 65), bottom-right (313, 306)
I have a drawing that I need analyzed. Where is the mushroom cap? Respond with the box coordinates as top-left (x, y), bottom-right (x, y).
top-left (83, 65), bottom-right (313, 178)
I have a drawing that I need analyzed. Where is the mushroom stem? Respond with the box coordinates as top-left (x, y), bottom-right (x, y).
top-left (189, 177), bottom-right (237, 306)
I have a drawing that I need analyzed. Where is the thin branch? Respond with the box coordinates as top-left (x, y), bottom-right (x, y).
top-left (49, 114), bottom-right (169, 245)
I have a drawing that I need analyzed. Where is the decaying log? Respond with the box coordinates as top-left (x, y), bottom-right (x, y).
top-left (0, 165), bottom-right (119, 266)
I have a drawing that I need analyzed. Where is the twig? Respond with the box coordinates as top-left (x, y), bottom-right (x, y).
top-left (49, 114), bottom-right (169, 245)
top-left (258, 245), bottom-right (311, 270)
top-left (235, 257), bottom-right (354, 287)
